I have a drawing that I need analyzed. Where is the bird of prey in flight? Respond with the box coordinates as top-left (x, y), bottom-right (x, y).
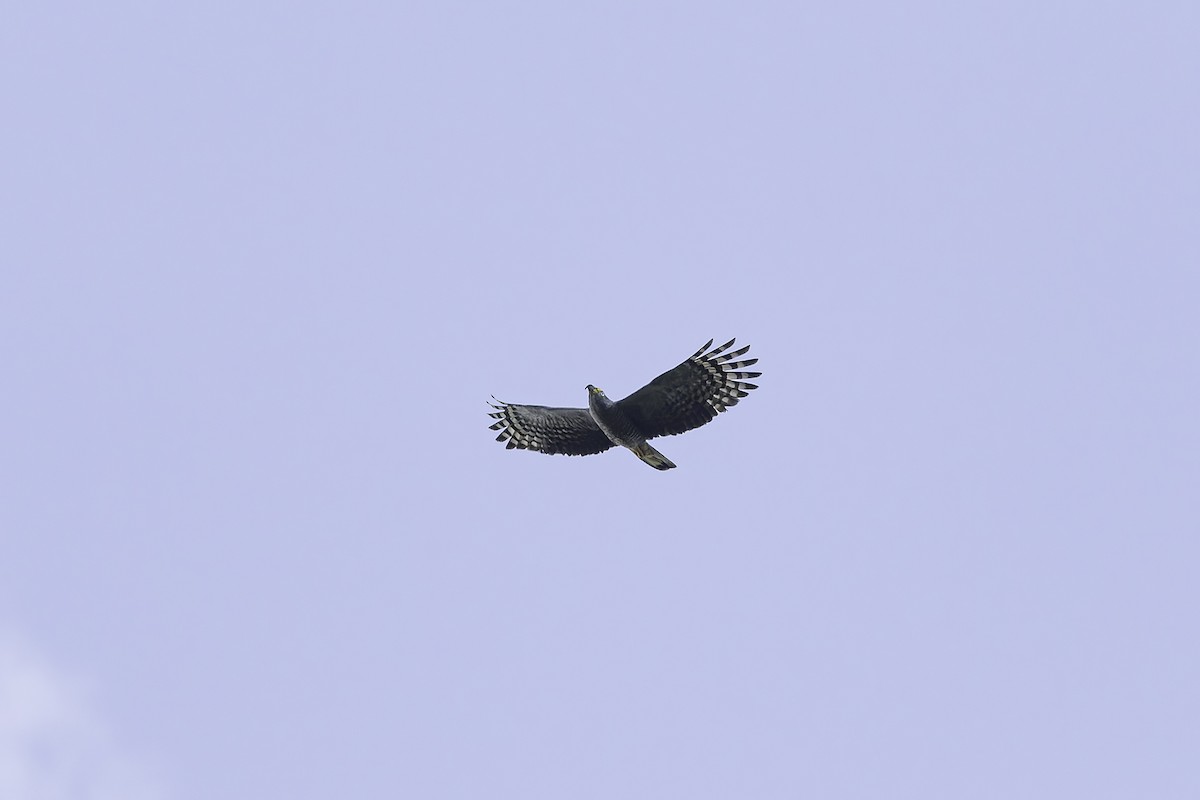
top-left (487, 339), bottom-right (760, 470)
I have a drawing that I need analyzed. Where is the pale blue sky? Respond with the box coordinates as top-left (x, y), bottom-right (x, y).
top-left (3, 2), bottom-right (1198, 799)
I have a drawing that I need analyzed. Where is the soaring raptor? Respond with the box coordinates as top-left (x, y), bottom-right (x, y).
top-left (487, 338), bottom-right (760, 470)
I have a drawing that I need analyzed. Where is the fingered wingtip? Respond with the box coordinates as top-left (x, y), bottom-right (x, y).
top-left (701, 338), bottom-right (741, 360)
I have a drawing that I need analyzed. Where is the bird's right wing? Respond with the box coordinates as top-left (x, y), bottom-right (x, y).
top-left (616, 338), bottom-right (760, 439)
top-left (488, 400), bottom-right (616, 456)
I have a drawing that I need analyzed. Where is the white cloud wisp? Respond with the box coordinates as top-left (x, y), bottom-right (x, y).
top-left (0, 630), bottom-right (162, 800)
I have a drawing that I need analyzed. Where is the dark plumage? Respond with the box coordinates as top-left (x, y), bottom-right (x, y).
top-left (487, 338), bottom-right (760, 470)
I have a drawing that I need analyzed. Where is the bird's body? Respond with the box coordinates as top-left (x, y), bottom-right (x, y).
top-left (488, 338), bottom-right (760, 470)
top-left (586, 384), bottom-right (677, 470)
top-left (585, 384), bottom-right (641, 448)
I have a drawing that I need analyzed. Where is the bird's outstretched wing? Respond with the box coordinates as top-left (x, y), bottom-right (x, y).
top-left (616, 339), bottom-right (760, 440)
top-left (487, 400), bottom-right (616, 456)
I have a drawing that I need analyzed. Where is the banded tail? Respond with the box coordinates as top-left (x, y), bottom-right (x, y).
top-left (631, 441), bottom-right (676, 471)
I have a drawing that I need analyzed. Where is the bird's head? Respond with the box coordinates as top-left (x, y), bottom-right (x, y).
top-left (586, 384), bottom-right (605, 397)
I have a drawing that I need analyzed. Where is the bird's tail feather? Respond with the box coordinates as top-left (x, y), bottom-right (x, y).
top-left (631, 441), bottom-right (676, 471)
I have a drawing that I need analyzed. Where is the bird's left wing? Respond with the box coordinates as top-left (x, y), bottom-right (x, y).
top-left (616, 338), bottom-right (760, 439)
top-left (488, 400), bottom-right (616, 456)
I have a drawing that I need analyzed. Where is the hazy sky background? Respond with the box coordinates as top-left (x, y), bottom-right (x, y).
top-left (3, 2), bottom-right (1198, 798)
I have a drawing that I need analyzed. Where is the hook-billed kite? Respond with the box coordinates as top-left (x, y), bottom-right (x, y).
top-left (487, 338), bottom-right (760, 470)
